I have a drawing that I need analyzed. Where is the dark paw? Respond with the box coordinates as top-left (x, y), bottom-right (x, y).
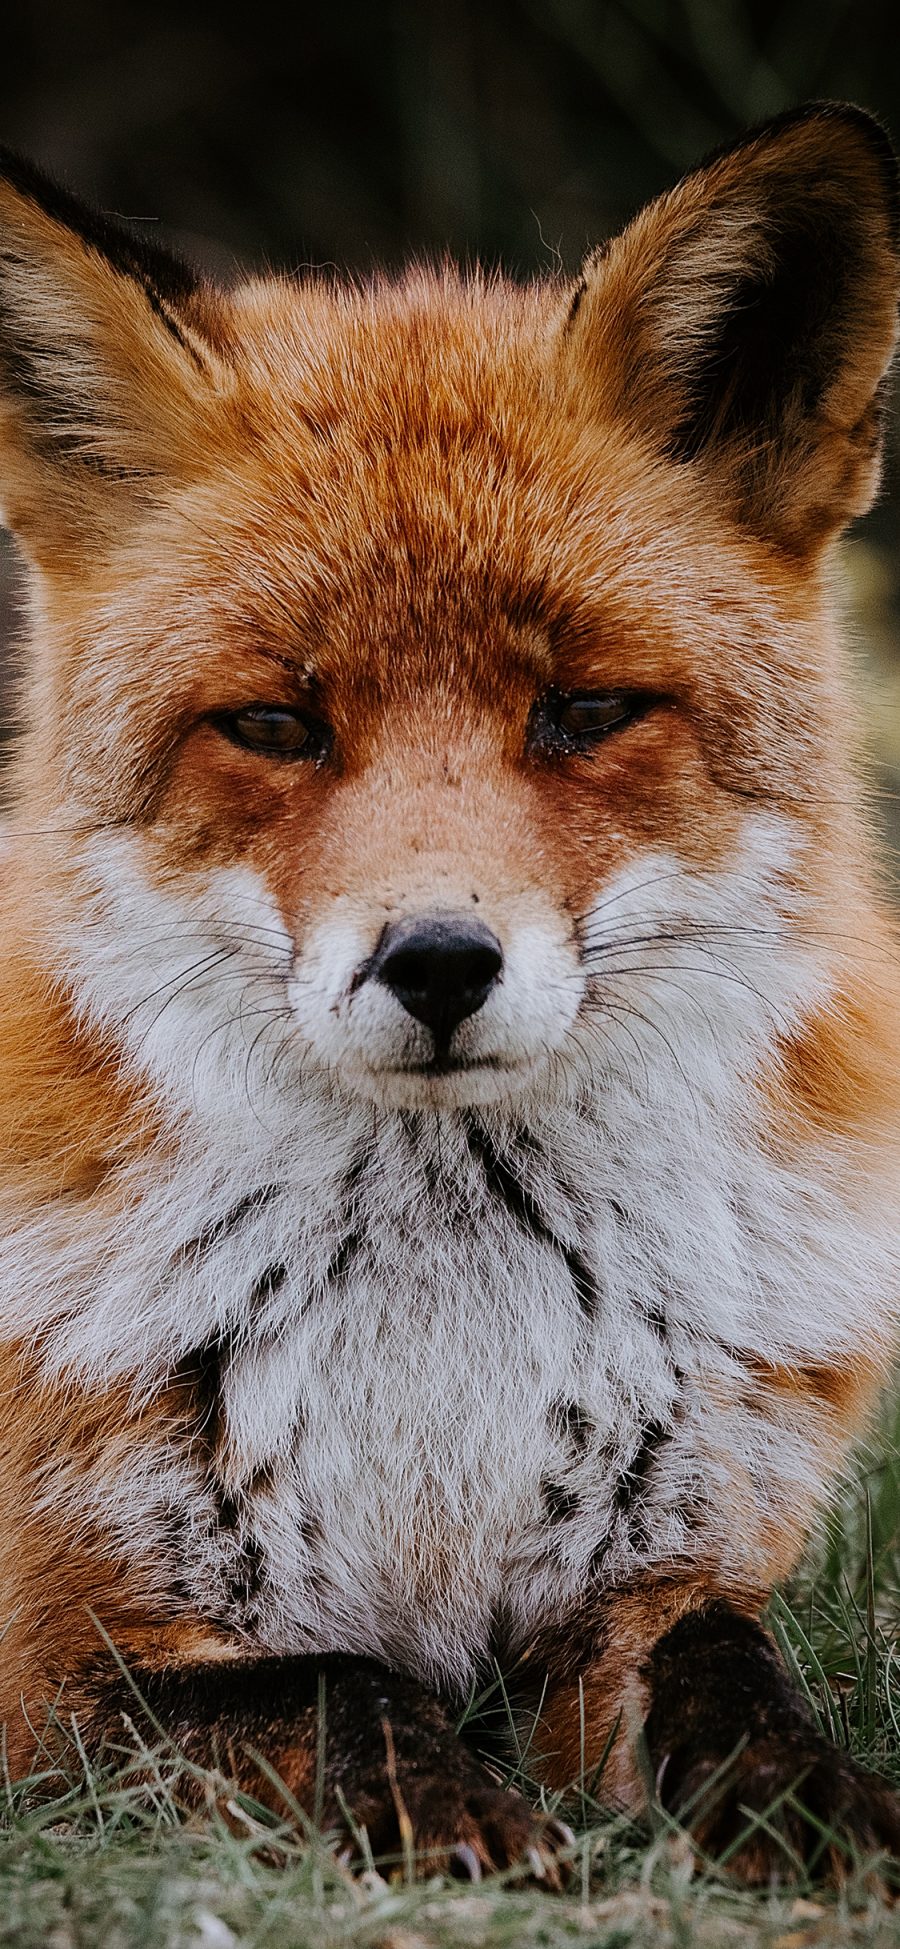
top-left (338, 1760), bottom-right (574, 1884)
top-left (643, 1602), bottom-right (900, 1887)
top-left (660, 1732), bottom-right (900, 1885)
top-left (306, 1658), bottom-right (573, 1884)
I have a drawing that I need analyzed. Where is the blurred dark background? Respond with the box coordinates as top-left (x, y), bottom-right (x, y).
top-left (0, 0), bottom-right (898, 865)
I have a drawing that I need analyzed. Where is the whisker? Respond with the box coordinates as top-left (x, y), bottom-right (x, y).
top-left (566, 1007), bottom-right (652, 1100)
top-left (269, 1022), bottom-right (314, 1100)
top-left (570, 867), bottom-right (693, 931)
top-left (582, 988), bottom-right (704, 1104)
top-left (181, 993), bottom-right (294, 1132)
top-left (584, 959), bottom-right (795, 1038)
top-left (81, 937), bottom-right (293, 974)
top-left (0, 820), bottom-right (122, 840)
top-left (124, 959), bottom-right (289, 1068)
top-left (120, 948), bottom-right (240, 1029)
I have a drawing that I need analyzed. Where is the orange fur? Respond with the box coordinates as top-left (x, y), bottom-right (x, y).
top-left (528, 1573), bottom-right (764, 1798)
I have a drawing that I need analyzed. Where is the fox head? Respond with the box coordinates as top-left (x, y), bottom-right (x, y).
top-left (0, 107), bottom-right (897, 1120)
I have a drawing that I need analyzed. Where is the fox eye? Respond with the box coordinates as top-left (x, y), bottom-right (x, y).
top-left (554, 694), bottom-right (636, 737)
top-left (217, 706), bottom-right (329, 759)
top-left (529, 689), bottom-right (650, 754)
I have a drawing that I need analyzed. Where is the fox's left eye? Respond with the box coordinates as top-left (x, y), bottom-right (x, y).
top-left (529, 689), bottom-right (650, 753)
top-left (216, 706), bottom-right (329, 759)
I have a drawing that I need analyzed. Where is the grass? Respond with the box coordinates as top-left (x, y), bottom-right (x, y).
top-left (3, 1399), bottom-right (900, 1949)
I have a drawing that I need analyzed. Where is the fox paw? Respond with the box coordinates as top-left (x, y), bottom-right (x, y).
top-left (644, 1603), bottom-right (900, 1887)
top-left (661, 1732), bottom-right (900, 1885)
top-left (335, 1762), bottom-right (573, 1884)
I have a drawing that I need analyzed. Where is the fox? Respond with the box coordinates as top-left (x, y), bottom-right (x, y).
top-left (0, 99), bottom-right (899, 1888)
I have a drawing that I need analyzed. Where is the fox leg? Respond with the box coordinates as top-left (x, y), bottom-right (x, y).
top-left (75, 1651), bottom-right (571, 1882)
top-left (643, 1603), bottom-right (900, 1879)
top-left (529, 1580), bottom-right (900, 1881)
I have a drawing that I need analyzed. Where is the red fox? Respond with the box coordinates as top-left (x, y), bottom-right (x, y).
top-left (0, 101), bottom-right (899, 1885)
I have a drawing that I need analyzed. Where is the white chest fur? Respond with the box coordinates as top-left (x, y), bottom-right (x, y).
top-left (7, 1071), bottom-right (893, 1696)
top-left (5, 829), bottom-right (897, 1696)
top-left (172, 1112), bottom-right (681, 1689)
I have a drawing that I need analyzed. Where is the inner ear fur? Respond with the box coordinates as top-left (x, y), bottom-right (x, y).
top-left (0, 148), bottom-right (226, 567)
top-left (566, 103), bottom-right (900, 556)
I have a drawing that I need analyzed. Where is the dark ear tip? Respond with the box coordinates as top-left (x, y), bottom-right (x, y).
top-left (697, 100), bottom-right (900, 249)
top-left (0, 142), bottom-right (200, 305)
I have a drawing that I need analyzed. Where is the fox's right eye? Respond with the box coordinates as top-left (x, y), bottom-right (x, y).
top-left (215, 706), bottom-right (329, 760)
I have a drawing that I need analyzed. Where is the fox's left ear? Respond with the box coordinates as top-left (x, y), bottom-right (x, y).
top-left (0, 150), bottom-right (226, 572)
top-left (564, 104), bottom-right (900, 557)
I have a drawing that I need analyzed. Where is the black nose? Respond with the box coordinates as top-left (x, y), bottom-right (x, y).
top-left (372, 914), bottom-right (504, 1046)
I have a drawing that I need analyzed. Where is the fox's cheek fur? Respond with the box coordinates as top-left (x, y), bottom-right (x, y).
top-left (57, 798), bottom-right (812, 1128)
top-left (52, 826), bottom-right (583, 1117)
top-left (52, 828), bottom-right (587, 1115)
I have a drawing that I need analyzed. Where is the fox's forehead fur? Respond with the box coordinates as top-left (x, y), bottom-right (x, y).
top-left (28, 268), bottom-right (835, 851)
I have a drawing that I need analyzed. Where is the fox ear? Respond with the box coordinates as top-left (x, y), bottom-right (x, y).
top-left (566, 104), bottom-right (900, 556)
top-left (0, 150), bottom-right (224, 570)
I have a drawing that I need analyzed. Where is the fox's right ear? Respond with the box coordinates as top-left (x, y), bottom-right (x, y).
top-left (0, 150), bottom-right (225, 572)
top-left (564, 104), bottom-right (900, 559)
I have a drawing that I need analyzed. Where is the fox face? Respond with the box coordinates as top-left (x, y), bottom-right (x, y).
top-left (57, 325), bottom-right (811, 1117)
top-left (3, 113), bottom-right (896, 1122)
top-left (40, 414), bottom-right (808, 1116)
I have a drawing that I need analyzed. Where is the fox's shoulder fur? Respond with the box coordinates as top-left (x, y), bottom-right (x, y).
top-left (0, 105), bottom-right (899, 1868)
